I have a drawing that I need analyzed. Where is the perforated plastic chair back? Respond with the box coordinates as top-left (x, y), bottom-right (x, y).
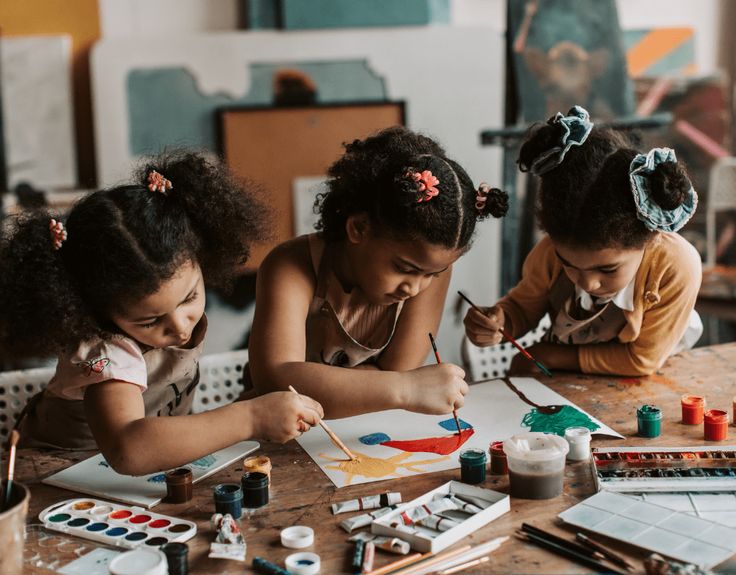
top-left (706, 157), bottom-right (736, 266)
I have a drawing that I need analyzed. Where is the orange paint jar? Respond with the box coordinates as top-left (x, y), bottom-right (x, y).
top-left (681, 395), bottom-right (705, 425)
top-left (704, 409), bottom-right (729, 441)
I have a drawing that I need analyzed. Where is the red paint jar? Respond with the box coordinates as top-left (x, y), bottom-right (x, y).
top-left (489, 441), bottom-right (508, 475)
top-left (704, 409), bottom-right (729, 441)
top-left (681, 395), bottom-right (705, 425)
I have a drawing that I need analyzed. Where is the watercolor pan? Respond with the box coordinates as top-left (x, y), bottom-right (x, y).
top-left (39, 497), bottom-right (197, 550)
top-left (590, 446), bottom-right (736, 493)
top-left (371, 480), bottom-right (509, 553)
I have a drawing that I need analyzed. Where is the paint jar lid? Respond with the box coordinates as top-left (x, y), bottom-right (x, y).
top-left (564, 427), bottom-right (592, 444)
top-left (165, 468), bottom-right (192, 485)
top-left (637, 405), bottom-right (662, 421)
top-left (459, 448), bottom-right (487, 465)
top-left (213, 483), bottom-right (243, 502)
top-left (281, 525), bottom-right (314, 549)
top-left (490, 441), bottom-right (506, 457)
top-left (241, 472), bottom-right (269, 489)
top-left (681, 395), bottom-right (705, 406)
top-left (161, 542), bottom-right (188, 558)
top-left (108, 548), bottom-right (168, 575)
top-left (705, 409), bottom-right (729, 424)
top-left (285, 552), bottom-right (321, 575)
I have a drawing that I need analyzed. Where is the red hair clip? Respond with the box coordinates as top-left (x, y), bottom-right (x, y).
top-left (147, 170), bottom-right (173, 194)
top-left (410, 170), bottom-right (440, 202)
top-left (49, 219), bottom-right (67, 250)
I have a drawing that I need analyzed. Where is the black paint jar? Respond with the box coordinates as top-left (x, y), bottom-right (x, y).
top-left (241, 471), bottom-right (269, 509)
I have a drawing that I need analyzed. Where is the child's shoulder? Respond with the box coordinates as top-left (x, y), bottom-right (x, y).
top-left (651, 232), bottom-right (701, 269)
top-left (259, 234), bottom-right (318, 285)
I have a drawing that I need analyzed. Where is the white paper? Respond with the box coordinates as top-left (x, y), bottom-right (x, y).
top-left (43, 441), bottom-right (259, 508)
top-left (296, 378), bottom-right (622, 488)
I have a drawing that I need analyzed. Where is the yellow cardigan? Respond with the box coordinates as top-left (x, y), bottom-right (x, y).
top-left (497, 233), bottom-right (702, 376)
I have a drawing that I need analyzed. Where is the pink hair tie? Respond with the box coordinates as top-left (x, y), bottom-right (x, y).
top-left (410, 170), bottom-right (440, 202)
top-left (147, 170), bottom-right (173, 194)
top-left (475, 183), bottom-right (491, 212)
top-left (49, 219), bottom-right (67, 250)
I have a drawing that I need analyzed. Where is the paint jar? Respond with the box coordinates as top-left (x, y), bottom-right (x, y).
top-left (458, 448), bottom-right (487, 484)
top-left (165, 468), bottom-right (193, 504)
top-left (733, 397), bottom-right (736, 427)
top-left (109, 547), bottom-right (169, 575)
top-left (489, 441), bottom-right (508, 475)
top-left (681, 395), bottom-right (705, 425)
top-left (0, 482), bottom-right (29, 575)
top-left (637, 405), bottom-right (662, 438)
top-left (704, 409), bottom-right (729, 441)
top-left (161, 542), bottom-right (188, 575)
top-left (241, 472), bottom-right (269, 509)
top-left (213, 484), bottom-right (243, 519)
top-left (243, 455), bottom-right (272, 481)
top-left (564, 427), bottom-right (591, 461)
top-left (504, 432), bottom-right (569, 500)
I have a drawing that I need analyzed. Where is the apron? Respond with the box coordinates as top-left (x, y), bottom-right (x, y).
top-left (19, 318), bottom-right (207, 450)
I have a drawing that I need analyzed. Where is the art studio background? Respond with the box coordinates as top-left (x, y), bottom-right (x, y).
top-left (1, 0), bottom-right (734, 376)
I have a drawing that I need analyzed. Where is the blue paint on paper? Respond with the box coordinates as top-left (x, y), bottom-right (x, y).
top-left (438, 418), bottom-right (473, 431)
top-left (190, 454), bottom-right (217, 469)
top-left (359, 432), bottom-right (391, 445)
top-left (147, 473), bottom-right (166, 483)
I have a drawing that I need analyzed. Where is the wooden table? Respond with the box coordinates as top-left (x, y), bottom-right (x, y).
top-left (15, 343), bottom-right (736, 574)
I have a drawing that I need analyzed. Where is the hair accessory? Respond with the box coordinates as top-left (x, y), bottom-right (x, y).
top-left (475, 183), bottom-right (492, 212)
top-left (529, 105), bottom-right (594, 176)
top-left (629, 147), bottom-right (698, 232)
top-left (49, 219), bottom-right (67, 250)
top-left (147, 170), bottom-right (173, 194)
top-left (410, 170), bottom-right (440, 202)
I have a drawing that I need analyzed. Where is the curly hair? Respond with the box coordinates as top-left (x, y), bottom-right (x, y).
top-left (0, 150), bottom-right (268, 357)
top-left (315, 126), bottom-right (508, 250)
top-left (518, 123), bottom-right (693, 249)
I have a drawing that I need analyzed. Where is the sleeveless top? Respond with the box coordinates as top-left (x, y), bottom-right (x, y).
top-left (19, 316), bottom-right (207, 450)
top-left (304, 235), bottom-right (403, 367)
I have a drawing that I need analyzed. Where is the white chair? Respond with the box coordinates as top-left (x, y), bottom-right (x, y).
top-left (706, 156), bottom-right (736, 267)
top-left (461, 315), bottom-right (551, 381)
top-left (0, 349), bottom-right (250, 440)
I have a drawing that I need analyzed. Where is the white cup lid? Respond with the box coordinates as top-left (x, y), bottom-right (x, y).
top-left (286, 552), bottom-right (321, 575)
top-left (108, 548), bottom-right (168, 575)
top-left (503, 432), bottom-right (569, 461)
top-left (281, 525), bottom-right (315, 549)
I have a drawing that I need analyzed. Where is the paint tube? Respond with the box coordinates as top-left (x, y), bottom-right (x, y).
top-left (331, 492), bottom-right (402, 515)
top-left (388, 520), bottom-right (419, 535)
top-left (432, 493), bottom-right (484, 514)
top-left (416, 514), bottom-right (461, 532)
top-left (339, 504), bottom-right (398, 533)
top-left (398, 497), bottom-right (457, 526)
top-left (452, 492), bottom-right (492, 510)
top-left (348, 532), bottom-right (411, 555)
top-left (208, 542), bottom-right (247, 562)
top-left (209, 512), bottom-right (246, 561)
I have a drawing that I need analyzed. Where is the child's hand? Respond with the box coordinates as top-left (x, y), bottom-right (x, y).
top-left (248, 392), bottom-right (323, 443)
top-left (463, 304), bottom-right (505, 347)
top-left (402, 364), bottom-right (468, 414)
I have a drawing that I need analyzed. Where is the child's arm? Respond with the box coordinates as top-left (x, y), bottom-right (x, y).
top-left (85, 382), bottom-right (322, 476)
top-left (249, 240), bottom-right (468, 419)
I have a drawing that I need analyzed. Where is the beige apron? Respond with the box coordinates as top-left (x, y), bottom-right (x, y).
top-left (19, 318), bottom-right (207, 450)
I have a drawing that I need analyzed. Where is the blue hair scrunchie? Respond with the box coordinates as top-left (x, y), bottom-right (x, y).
top-left (629, 147), bottom-right (698, 233)
top-left (530, 105), bottom-right (594, 176)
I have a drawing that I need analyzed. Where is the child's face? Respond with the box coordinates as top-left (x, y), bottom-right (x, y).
top-left (345, 219), bottom-right (463, 305)
top-left (554, 242), bottom-right (645, 298)
top-left (111, 260), bottom-right (206, 348)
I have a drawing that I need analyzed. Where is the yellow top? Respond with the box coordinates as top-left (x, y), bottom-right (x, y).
top-left (498, 233), bottom-right (702, 376)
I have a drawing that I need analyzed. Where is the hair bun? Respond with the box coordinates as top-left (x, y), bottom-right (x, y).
top-left (517, 123), bottom-right (564, 173)
top-left (476, 184), bottom-right (509, 219)
top-left (648, 161), bottom-right (692, 210)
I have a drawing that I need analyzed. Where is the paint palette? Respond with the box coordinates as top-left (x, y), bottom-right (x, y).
top-left (39, 498), bottom-right (196, 550)
top-left (591, 446), bottom-right (736, 492)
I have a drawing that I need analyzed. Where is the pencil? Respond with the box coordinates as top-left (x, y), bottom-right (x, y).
top-left (516, 531), bottom-right (626, 575)
top-left (288, 385), bottom-right (357, 461)
top-left (388, 544), bottom-right (472, 575)
top-left (435, 555), bottom-right (489, 575)
top-left (2, 429), bottom-right (19, 511)
top-left (576, 532), bottom-right (634, 571)
top-left (457, 291), bottom-right (553, 377)
top-left (428, 333), bottom-right (461, 434)
top-left (365, 552), bottom-right (424, 575)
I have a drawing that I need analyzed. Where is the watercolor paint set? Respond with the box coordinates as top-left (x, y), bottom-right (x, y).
top-left (371, 480), bottom-right (509, 553)
top-left (39, 498), bottom-right (197, 550)
top-left (590, 446), bottom-right (736, 492)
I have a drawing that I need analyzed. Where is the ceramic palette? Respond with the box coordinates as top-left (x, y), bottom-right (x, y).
top-left (39, 498), bottom-right (196, 550)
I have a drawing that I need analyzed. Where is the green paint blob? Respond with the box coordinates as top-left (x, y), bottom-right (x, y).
top-left (521, 405), bottom-right (600, 436)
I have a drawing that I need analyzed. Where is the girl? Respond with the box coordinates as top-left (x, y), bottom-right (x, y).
top-left (464, 106), bottom-right (702, 376)
top-left (0, 151), bottom-right (322, 475)
top-left (249, 127), bottom-right (508, 418)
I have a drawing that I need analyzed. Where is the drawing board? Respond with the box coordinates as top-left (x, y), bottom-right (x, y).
top-left (296, 378), bottom-right (622, 487)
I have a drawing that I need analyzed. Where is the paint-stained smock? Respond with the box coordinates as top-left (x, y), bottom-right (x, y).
top-left (19, 316), bottom-right (207, 450)
top-left (305, 234), bottom-right (403, 367)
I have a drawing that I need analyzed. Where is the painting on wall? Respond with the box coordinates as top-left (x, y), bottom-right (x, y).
top-left (296, 378), bottom-right (622, 488)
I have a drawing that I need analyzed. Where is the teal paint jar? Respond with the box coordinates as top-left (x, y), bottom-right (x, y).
top-left (459, 448), bottom-right (487, 484)
top-left (637, 405), bottom-right (662, 438)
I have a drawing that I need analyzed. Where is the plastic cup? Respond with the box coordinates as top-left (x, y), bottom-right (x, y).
top-left (504, 433), bottom-right (569, 499)
top-left (0, 482), bottom-right (30, 575)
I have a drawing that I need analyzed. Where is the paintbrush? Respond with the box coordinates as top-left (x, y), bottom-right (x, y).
top-left (457, 291), bottom-right (553, 377)
top-left (576, 532), bottom-right (634, 571)
top-left (435, 555), bottom-right (489, 575)
top-left (516, 531), bottom-right (627, 575)
top-left (2, 429), bottom-right (19, 511)
top-left (288, 385), bottom-right (357, 461)
top-left (428, 333), bottom-right (462, 435)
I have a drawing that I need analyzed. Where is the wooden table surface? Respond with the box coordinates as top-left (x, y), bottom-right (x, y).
top-left (15, 343), bottom-right (736, 574)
